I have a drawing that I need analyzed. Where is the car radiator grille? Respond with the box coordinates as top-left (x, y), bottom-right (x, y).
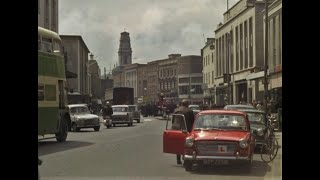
top-left (112, 116), bottom-right (127, 122)
top-left (84, 119), bottom-right (97, 125)
top-left (195, 141), bottom-right (238, 156)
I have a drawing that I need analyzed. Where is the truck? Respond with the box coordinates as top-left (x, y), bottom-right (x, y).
top-left (112, 87), bottom-right (134, 105)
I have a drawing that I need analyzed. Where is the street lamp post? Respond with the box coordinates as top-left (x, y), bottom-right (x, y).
top-left (264, 0), bottom-right (269, 121)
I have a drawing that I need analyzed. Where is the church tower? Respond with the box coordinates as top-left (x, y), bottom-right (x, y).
top-left (118, 31), bottom-right (132, 65)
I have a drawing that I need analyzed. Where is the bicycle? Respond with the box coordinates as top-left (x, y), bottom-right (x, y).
top-left (260, 115), bottom-right (279, 163)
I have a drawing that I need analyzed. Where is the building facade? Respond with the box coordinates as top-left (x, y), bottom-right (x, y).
top-left (61, 35), bottom-right (91, 101)
top-left (158, 54), bottom-right (180, 104)
top-left (214, 0), bottom-right (271, 106)
top-left (88, 54), bottom-right (102, 99)
top-left (146, 61), bottom-right (159, 104)
top-left (137, 64), bottom-right (148, 103)
top-left (38, 0), bottom-right (59, 33)
top-left (201, 38), bottom-right (216, 106)
top-left (177, 55), bottom-right (203, 105)
top-left (266, 0), bottom-right (282, 111)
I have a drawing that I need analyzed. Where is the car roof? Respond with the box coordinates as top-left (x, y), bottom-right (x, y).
top-left (236, 108), bottom-right (265, 113)
top-left (224, 104), bottom-right (255, 109)
top-left (112, 105), bottom-right (129, 107)
top-left (189, 105), bottom-right (199, 107)
top-left (68, 104), bottom-right (88, 108)
top-left (198, 110), bottom-right (246, 116)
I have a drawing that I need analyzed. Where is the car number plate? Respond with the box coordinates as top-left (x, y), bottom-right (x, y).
top-left (218, 145), bottom-right (227, 153)
top-left (204, 159), bottom-right (229, 165)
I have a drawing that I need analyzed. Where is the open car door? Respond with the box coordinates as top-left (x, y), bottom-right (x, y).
top-left (163, 114), bottom-right (189, 155)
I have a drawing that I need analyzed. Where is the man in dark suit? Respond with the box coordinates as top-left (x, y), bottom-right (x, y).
top-left (172, 99), bottom-right (195, 165)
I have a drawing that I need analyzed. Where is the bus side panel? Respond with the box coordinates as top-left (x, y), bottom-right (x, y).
top-left (38, 107), bottom-right (59, 136)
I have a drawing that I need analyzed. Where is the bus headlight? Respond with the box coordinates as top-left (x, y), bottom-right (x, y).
top-left (185, 137), bottom-right (194, 147)
top-left (239, 139), bottom-right (248, 148)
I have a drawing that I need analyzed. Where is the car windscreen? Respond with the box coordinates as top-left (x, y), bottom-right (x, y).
top-left (194, 114), bottom-right (247, 131)
top-left (246, 112), bottom-right (265, 125)
top-left (113, 107), bottom-right (128, 112)
top-left (70, 106), bottom-right (90, 114)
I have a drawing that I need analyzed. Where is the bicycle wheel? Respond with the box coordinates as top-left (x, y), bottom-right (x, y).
top-left (260, 137), bottom-right (279, 163)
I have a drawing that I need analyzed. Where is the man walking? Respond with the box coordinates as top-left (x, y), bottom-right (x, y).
top-left (172, 99), bottom-right (195, 165)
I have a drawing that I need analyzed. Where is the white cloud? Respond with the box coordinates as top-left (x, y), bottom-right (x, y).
top-left (59, 0), bottom-right (239, 72)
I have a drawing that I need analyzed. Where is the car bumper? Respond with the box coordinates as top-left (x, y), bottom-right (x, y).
top-left (184, 155), bottom-right (250, 161)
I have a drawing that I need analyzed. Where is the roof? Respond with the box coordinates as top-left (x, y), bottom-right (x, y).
top-left (237, 109), bottom-right (265, 114)
top-left (112, 105), bottom-right (129, 107)
top-left (224, 104), bottom-right (255, 110)
top-left (38, 27), bottom-right (61, 41)
top-left (60, 35), bottom-right (90, 53)
top-left (199, 110), bottom-right (246, 116)
top-left (68, 104), bottom-right (88, 108)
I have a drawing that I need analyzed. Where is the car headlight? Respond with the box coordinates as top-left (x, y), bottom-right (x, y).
top-left (185, 137), bottom-right (194, 147)
top-left (239, 139), bottom-right (248, 148)
top-left (257, 128), bottom-right (264, 136)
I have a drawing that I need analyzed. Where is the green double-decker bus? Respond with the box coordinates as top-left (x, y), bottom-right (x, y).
top-left (38, 27), bottom-right (70, 142)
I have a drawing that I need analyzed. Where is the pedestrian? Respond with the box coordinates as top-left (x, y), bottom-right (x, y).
top-left (172, 99), bottom-right (195, 165)
top-left (101, 102), bottom-right (113, 118)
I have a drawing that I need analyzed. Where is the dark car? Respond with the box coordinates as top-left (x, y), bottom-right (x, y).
top-left (235, 108), bottom-right (266, 148)
top-left (224, 104), bottom-right (255, 110)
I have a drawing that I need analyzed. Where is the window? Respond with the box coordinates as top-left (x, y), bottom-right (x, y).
top-left (53, 40), bottom-right (62, 55)
top-left (249, 17), bottom-right (253, 67)
top-left (212, 53), bottom-right (214, 63)
top-left (236, 26), bottom-right (239, 71)
top-left (38, 84), bottom-right (44, 101)
top-left (212, 71), bottom-right (214, 84)
top-left (244, 20), bottom-right (248, 69)
top-left (45, 84), bottom-right (56, 101)
top-left (41, 37), bottom-right (53, 53)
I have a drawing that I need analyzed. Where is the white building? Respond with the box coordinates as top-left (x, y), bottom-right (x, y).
top-left (38, 0), bottom-right (59, 33)
top-left (61, 35), bottom-right (91, 102)
top-left (214, 0), bottom-right (274, 105)
top-left (201, 38), bottom-right (215, 106)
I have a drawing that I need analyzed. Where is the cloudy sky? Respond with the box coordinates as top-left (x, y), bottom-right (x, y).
top-left (59, 0), bottom-right (239, 74)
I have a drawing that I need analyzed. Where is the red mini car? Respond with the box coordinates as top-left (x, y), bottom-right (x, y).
top-left (163, 110), bottom-right (255, 172)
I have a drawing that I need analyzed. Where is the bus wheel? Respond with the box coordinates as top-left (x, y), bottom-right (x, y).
top-left (56, 116), bottom-right (68, 142)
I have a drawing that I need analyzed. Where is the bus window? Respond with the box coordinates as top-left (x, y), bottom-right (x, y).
top-left (45, 84), bottom-right (56, 101)
top-left (38, 84), bottom-right (44, 101)
top-left (53, 40), bottom-right (62, 56)
top-left (41, 37), bottom-right (53, 53)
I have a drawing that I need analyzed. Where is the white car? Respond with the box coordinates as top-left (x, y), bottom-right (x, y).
top-left (68, 104), bottom-right (100, 132)
top-left (112, 105), bottom-right (134, 126)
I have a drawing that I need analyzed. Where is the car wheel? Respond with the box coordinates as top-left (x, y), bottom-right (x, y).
top-left (184, 160), bottom-right (193, 172)
top-left (94, 126), bottom-right (100, 131)
top-left (55, 116), bottom-right (68, 142)
top-left (106, 125), bottom-right (111, 128)
top-left (72, 123), bottom-right (79, 132)
top-left (113, 124), bottom-right (116, 127)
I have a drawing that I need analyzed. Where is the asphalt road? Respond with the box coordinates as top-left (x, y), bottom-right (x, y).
top-left (38, 116), bottom-right (282, 180)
